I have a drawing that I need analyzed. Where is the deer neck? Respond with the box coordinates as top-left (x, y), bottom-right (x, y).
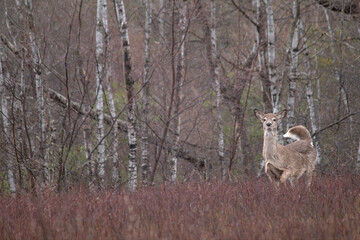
top-left (263, 129), bottom-right (279, 162)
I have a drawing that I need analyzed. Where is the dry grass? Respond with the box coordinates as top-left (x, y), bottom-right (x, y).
top-left (1, 175), bottom-right (360, 240)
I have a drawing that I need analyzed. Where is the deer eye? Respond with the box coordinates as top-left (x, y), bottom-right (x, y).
top-left (263, 119), bottom-right (266, 122)
top-left (273, 118), bottom-right (276, 121)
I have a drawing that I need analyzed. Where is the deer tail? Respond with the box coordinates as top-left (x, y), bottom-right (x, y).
top-left (283, 125), bottom-right (312, 141)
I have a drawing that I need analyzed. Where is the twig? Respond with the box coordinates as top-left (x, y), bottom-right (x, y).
top-left (312, 112), bottom-right (358, 137)
top-left (230, 0), bottom-right (259, 29)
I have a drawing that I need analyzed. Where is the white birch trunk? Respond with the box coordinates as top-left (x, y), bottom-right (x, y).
top-left (27, 0), bottom-right (49, 184)
top-left (314, 6), bottom-right (321, 129)
top-left (2, 99), bottom-right (16, 193)
top-left (357, 141), bottom-right (360, 170)
top-left (101, 0), bottom-right (119, 183)
top-left (0, 50), bottom-right (16, 193)
top-left (253, 0), bottom-right (260, 55)
top-left (255, 0), bottom-right (263, 73)
top-left (299, 20), bottom-right (322, 164)
top-left (255, 0), bottom-right (266, 172)
top-left (141, 0), bottom-right (152, 185)
top-left (114, 0), bottom-right (137, 191)
top-left (256, 0), bottom-right (269, 115)
top-left (159, 0), bottom-right (165, 41)
top-left (264, 0), bottom-right (285, 144)
top-left (83, 121), bottom-right (95, 187)
top-left (287, 0), bottom-right (300, 132)
top-left (169, 0), bottom-right (187, 182)
top-left (96, 0), bottom-right (106, 182)
top-left (315, 49), bottom-right (321, 128)
top-left (210, 0), bottom-right (225, 181)
top-left (264, 0), bottom-right (279, 112)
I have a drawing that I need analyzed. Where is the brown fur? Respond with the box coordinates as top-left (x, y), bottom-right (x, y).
top-left (254, 109), bottom-right (317, 189)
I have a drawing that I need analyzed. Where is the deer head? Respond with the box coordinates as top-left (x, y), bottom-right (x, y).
top-left (254, 109), bottom-right (287, 134)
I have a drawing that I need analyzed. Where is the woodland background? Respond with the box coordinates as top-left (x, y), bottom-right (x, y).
top-left (0, 0), bottom-right (360, 194)
top-left (1, 0), bottom-right (360, 239)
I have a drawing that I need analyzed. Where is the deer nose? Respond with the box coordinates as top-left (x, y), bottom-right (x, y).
top-left (266, 122), bottom-right (271, 127)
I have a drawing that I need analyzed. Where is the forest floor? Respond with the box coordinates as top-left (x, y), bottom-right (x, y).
top-left (1, 174), bottom-right (360, 240)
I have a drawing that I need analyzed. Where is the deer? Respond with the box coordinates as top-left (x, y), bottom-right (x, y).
top-left (254, 109), bottom-right (317, 190)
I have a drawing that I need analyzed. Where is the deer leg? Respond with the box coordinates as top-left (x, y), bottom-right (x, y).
top-left (305, 171), bottom-right (313, 191)
top-left (266, 163), bottom-right (282, 190)
top-left (280, 170), bottom-right (292, 184)
top-left (266, 175), bottom-right (280, 190)
top-left (266, 163), bottom-right (282, 180)
top-left (274, 181), bottom-right (280, 190)
top-left (289, 178), bottom-right (298, 187)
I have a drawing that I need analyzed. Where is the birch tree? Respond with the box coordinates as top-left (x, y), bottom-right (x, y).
top-left (264, 0), bottom-right (280, 113)
top-left (74, 0), bottom-right (94, 186)
top-left (299, 19), bottom-right (322, 164)
top-left (159, 0), bottom-right (165, 40)
top-left (0, 49), bottom-right (16, 194)
top-left (210, 0), bottom-right (225, 180)
top-left (114, 0), bottom-right (137, 191)
top-left (26, 0), bottom-right (49, 185)
top-left (314, 6), bottom-right (321, 130)
top-left (257, 0), bottom-right (273, 113)
top-left (141, 0), bottom-right (152, 185)
top-left (96, 0), bottom-right (106, 183)
top-left (100, 0), bottom-right (120, 184)
top-left (357, 142), bottom-right (360, 170)
top-left (286, 0), bottom-right (300, 132)
top-left (253, 0), bottom-right (267, 177)
top-left (263, 0), bottom-right (286, 145)
top-left (199, 0), bottom-right (227, 179)
top-left (3, 0), bottom-right (21, 193)
top-left (167, 0), bottom-right (187, 182)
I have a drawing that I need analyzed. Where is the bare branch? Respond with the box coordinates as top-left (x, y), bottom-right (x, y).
top-left (230, 0), bottom-right (259, 29)
top-left (312, 112), bottom-right (359, 137)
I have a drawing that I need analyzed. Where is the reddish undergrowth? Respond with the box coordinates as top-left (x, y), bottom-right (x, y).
top-left (1, 175), bottom-right (360, 240)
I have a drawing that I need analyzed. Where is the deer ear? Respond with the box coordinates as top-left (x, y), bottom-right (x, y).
top-left (254, 109), bottom-right (264, 120)
top-left (277, 109), bottom-right (287, 119)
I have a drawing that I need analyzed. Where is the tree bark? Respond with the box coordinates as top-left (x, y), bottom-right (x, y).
top-left (114, 0), bottom-right (137, 191)
top-left (299, 19), bottom-right (322, 164)
top-left (264, 0), bottom-right (280, 113)
top-left (0, 49), bottom-right (16, 194)
top-left (96, 0), bottom-right (106, 184)
top-left (257, 0), bottom-right (272, 113)
top-left (75, 0), bottom-right (95, 188)
top-left (26, 0), bottom-right (49, 185)
top-left (141, 0), bottom-right (152, 185)
top-left (101, 0), bottom-right (119, 184)
top-left (210, 0), bottom-right (225, 181)
top-left (357, 141), bottom-right (360, 170)
top-left (168, 0), bottom-right (187, 183)
top-left (255, 0), bottom-right (270, 173)
top-left (150, 0), bottom-right (178, 184)
top-left (199, 0), bottom-right (226, 180)
top-left (286, 0), bottom-right (300, 134)
top-left (159, 0), bottom-right (165, 41)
